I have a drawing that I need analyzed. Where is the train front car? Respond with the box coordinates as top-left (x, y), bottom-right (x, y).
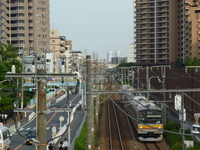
top-left (137, 108), bottom-right (163, 141)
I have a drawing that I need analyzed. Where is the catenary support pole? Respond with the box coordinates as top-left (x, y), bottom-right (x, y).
top-left (181, 93), bottom-right (185, 150)
top-left (37, 69), bottom-right (47, 150)
top-left (86, 55), bottom-right (94, 150)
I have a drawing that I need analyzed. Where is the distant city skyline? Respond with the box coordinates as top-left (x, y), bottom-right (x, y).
top-left (50, 0), bottom-right (133, 59)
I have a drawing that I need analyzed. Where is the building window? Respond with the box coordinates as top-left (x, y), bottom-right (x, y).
top-left (19, 20), bottom-right (24, 23)
top-left (19, 0), bottom-right (24, 3)
top-left (19, 6), bottom-right (24, 10)
top-left (19, 13), bottom-right (24, 16)
top-left (46, 59), bottom-right (51, 62)
top-left (19, 27), bottom-right (25, 30)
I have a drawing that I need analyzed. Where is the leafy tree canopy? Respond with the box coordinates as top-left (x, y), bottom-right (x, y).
top-left (192, 57), bottom-right (199, 66)
top-left (185, 57), bottom-right (193, 66)
top-left (0, 43), bottom-right (18, 61)
top-left (117, 62), bottom-right (135, 67)
top-left (174, 58), bottom-right (182, 69)
top-left (0, 43), bottom-right (22, 112)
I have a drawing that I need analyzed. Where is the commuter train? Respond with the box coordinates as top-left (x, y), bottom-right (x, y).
top-left (124, 92), bottom-right (163, 141)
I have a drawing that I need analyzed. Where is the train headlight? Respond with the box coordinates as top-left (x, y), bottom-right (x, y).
top-left (159, 126), bottom-right (161, 129)
top-left (140, 126), bottom-right (143, 129)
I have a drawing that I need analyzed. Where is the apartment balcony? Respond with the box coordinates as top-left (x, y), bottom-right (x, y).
top-left (136, 1), bottom-right (154, 4)
top-left (28, 16), bottom-right (33, 20)
top-left (135, 26), bottom-right (155, 30)
top-left (136, 31), bottom-right (155, 35)
top-left (11, 3), bottom-right (24, 7)
top-left (1, 4), bottom-right (8, 12)
top-left (1, 1), bottom-right (9, 7)
top-left (136, 16), bottom-right (155, 19)
top-left (60, 47), bottom-right (66, 53)
top-left (136, 42), bottom-right (155, 45)
top-left (1, 12), bottom-right (9, 21)
top-left (136, 11), bottom-right (154, 15)
top-left (1, 19), bottom-right (10, 27)
top-left (29, 23), bottom-right (33, 26)
top-left (1, 32), bottom-right (8, 38)
top-left (10, 16), bottom-right (19, 20)
top-left (11, 36), bottom-right (25, 41)
top-left (11, 9), bottom-right (26, 14)
top-left (137, 21), bottom-right (155, 24)
top-left (28, 30), bottom-right (33, 34)
top-left (28, 10), bottom-right (33, 13)
top-left (60, 41), bottom-right (65, 45)
top-left (28, 37), bottom-right (34, 40)
top-left (2, 26), bottom-right (9, 33)
top-left (12, 22), bottom-right (26, 27)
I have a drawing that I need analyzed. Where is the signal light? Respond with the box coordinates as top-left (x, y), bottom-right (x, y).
top-left (50, 88), bottom-right (55, 92)
top-left (29, 88), bottom-right (37, 92)
top-left (46, 88), bottom-right (55, 92)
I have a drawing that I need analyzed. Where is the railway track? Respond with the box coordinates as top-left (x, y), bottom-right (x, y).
top-left (144, 142), bottom-right (161, 150)
top-left (98, 82), bottom-right (169, 150)
top-left (107, 97), bottom-right (124, 150)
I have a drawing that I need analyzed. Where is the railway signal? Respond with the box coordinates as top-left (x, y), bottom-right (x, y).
top-left (46, 88), bottom-right (55, 92)
top-left (29, 88), bottom-right (37, 92)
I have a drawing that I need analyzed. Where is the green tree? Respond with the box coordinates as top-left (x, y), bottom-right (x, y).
top-left (0, 42), bottom-right (22, 112)
top-left (192, 57), bottom-right (199, 66)
top-left (174, 58), bottom-right (182, 69)
top-left (185, 57), bottom-right (193, 66)
top-left (117, 62), bottom-right (134, 67)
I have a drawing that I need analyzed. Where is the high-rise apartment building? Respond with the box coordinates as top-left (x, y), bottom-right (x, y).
top-left (127, 43), bottom-right (136, 63)
top-left (115, 51), bottom-right (121, 57)
top-left (0, 0), bottom-right (50, 55)
top-left (92, 52), bottom-right (99, 60)
top-left (134, 0), bottom-right (200, 65)
top-left (107, 51), bottom-right (113, 63)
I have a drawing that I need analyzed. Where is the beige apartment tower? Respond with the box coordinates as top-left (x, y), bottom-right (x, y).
top-left (134, 0), bottom-right (200, 65)
top-left (0, 0), bottom-right (50, 55)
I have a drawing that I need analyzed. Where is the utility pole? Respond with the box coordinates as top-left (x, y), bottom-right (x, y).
top-left (137, 67), bottom-right (139, 89)
top-left (94, 60), bottom-right (99, 131)
top-left (146, 66), bottom-right (149, 100)
top-left (86, 55), bottom-right (94, 150)
top-left (162, 66), bottom-right (166, 126)
top-left (181, 93), bottom-right (185, 150)
top-left (131, 66), bottom-right (134, 88)
top-left (121, 67), bottom-right (123, 85)
top-left (37, 69), bottom-right (47, 150)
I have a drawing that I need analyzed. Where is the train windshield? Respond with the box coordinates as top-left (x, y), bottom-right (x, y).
top-left (139, 110), bottom-right (162, 124)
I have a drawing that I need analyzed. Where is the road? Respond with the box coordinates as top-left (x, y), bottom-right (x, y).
top-left (10, 93), bottom-right (82, 150)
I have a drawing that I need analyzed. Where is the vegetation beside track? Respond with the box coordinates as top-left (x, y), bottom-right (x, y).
top-left (164, 120), bottom-right (200, 150)
top-left (74, 93), bottom-right (106, 149)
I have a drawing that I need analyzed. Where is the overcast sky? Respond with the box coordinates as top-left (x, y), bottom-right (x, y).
top-left (50, 0), bottom-right (133, 59)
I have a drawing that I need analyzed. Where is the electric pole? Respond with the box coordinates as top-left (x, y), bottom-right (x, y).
top-left (37, 69), bottom-right (47, 150)
top-left (86, 55), bottom-right (94, 150)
